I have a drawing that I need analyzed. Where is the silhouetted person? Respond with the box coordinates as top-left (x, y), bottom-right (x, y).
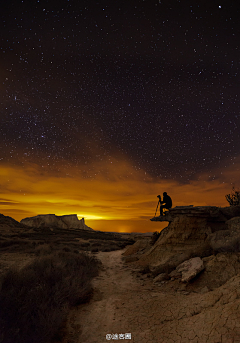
top-left (159, 192), bottom-right (172, 216)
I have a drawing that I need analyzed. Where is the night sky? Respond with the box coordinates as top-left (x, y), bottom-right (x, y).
top-left (1, 0), bottom-right (240, 232)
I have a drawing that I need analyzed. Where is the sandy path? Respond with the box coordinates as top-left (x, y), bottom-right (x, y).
top-left (64, 248), bottom-right (162, 343)
top-left (63, 249), bottom-right (240, 343)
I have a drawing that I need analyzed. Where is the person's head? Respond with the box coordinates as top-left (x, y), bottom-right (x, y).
top-left (163, 192), bottom-right (167, 195)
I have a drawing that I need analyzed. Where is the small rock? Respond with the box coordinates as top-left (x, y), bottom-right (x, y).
top-left (199, 286), bottom-right (209, 294)
top-left (169, 269), bottom-right (182, 279)
top-left (153, 273), bottom-right (168, 283)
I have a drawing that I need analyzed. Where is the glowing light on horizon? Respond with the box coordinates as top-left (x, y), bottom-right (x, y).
top-left (0, 159), bottom-right (238, 232)
top-left (77, 214), bottom-right (106, 220)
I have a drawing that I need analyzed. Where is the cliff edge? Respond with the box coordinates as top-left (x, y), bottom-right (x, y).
top-left (123, 206), bottom-right (240, 276)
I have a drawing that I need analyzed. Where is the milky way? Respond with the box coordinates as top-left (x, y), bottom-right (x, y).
top-left (1, 0), bottom-right (240, 182)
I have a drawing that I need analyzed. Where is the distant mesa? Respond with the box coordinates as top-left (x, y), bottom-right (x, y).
top-left (20, 214), bottom-right (93, 231)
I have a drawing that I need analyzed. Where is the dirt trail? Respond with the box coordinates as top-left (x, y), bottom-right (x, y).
top-left (63, 249), bottom-right (240, 343)
top-left (64, 248), bottom-right (161, 343)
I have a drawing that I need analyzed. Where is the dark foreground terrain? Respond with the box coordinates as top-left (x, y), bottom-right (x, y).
top-left (0, 214), bottom-right (136, 343)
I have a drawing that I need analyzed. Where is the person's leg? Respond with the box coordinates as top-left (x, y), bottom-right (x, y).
top-left (160, 204), bottom-right (167, 215)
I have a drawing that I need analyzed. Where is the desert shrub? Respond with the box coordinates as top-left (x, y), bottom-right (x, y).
top-left (0, 251), bottom-right (99, 343)
top-left (91, 248), bottom-right (99, 253)
top-left (225, 186), bottom-right (240, 206)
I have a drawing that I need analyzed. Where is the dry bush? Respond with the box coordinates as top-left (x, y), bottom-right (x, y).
top-left (0, 251), bottom-right (99, 343)
top-left (225, 186), bottom-right (240, 206)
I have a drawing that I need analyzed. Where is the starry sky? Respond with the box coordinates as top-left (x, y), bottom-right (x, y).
top-left (0, 0), bottom-right (240, 232)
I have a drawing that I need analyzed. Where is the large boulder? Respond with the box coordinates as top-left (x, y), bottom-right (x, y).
top-left (20, 214), bottom-right (93, 231)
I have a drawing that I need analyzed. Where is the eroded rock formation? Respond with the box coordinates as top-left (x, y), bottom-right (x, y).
top-left (124, 205), bottom-right (240, 286)
top-left (20, 214), bottom-right (93, 231)
top-left (137, 206), bottom-right (240, 268)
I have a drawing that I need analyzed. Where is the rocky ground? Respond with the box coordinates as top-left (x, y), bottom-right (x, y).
top-left (60, 248), bottom-right (240, 343)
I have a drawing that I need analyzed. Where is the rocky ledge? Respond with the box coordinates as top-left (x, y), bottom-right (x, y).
top-left (150, 205), bottom-right (240, 223)
top-left (124, 205), bottom-right (240, 284)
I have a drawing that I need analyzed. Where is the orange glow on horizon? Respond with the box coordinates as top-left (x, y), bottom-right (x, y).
top-left (0, 157), bottom-right (239, 232)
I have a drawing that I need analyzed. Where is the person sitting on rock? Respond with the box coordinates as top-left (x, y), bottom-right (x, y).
top-left (160, 192), bottom-right (172, 216)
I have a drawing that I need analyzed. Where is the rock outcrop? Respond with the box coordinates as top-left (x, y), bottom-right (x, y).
top-left (150, 205), bottom-right (238, 229)
top-left (20, 214), bottom-right (93, 231)
top-left (123, 206), bottom-right (240, 279)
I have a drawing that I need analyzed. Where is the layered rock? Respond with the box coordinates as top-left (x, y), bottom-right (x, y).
top-left (134, 206), bottom-right (240, 270)
top-left (20, 214), bottom-right (93, 231)
top-left (150, 205), bottom-right (236, 228)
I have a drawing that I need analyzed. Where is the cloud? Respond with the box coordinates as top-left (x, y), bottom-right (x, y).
top-left (0, 156), bottom-right (239, 231)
